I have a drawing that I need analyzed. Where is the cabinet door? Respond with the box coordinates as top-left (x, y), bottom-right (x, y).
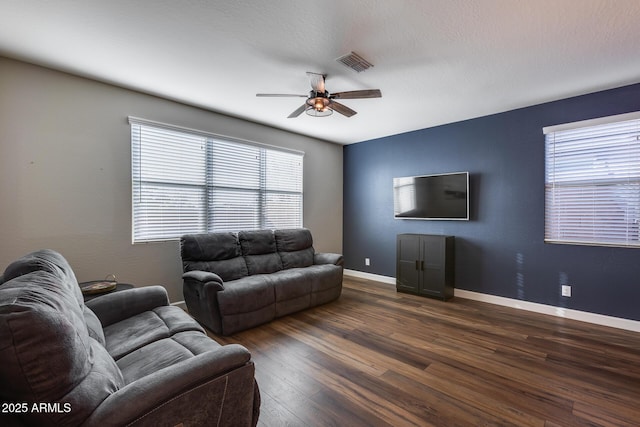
top-left (419, 235), bottom-right (445, 297)
top-left (396, 234), bottom-right (420, 292)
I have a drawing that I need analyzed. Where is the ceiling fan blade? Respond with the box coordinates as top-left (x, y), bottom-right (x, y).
top-left (256, 93), bottom-right (307, 97)
top-left (329, 101), bottom-right (357, 117)
top-left (331, 89), bottom-right (382, 99)
top-left (287, 104), bottom-right (307, 118)
top-left (306, 72), bottom-right (326, 93)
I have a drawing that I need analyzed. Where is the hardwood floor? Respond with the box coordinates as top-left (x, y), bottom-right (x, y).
top-left (213, 276), bottom-right (640, 426)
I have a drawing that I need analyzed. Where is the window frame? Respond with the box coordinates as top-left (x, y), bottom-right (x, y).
top-left (129, 117), bottom-right (304, 243)
top-left (543, 111), bottom-right (640, 248)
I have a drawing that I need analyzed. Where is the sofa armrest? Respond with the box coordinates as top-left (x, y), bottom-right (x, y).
top-left (182, 271), bottom-right (225, 333)
top-left (182, 270), bottom-right (224, 289)
top-left (82, 344), bottom-right (258, 427)
top-left (86, 285), bottom-right (169, 327)
top-left (314, 252), bottom-right (344, 267)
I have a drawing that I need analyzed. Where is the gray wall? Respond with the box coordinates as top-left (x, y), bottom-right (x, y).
top-left (0, 57), bottom-right (343, 302)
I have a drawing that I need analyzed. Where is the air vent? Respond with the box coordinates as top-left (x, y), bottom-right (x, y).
top-left (336, 52), bottom-right (374, 73)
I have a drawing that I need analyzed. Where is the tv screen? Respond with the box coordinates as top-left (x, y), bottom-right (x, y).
top-left (393, 172), bottom-right (469, 220)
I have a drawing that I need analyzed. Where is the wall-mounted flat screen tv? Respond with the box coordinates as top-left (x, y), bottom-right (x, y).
top-left (393, 172), bottom-right (469, 220)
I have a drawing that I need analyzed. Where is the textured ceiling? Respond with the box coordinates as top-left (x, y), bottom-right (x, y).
top-left (2, 0), bottom-right (640, 144)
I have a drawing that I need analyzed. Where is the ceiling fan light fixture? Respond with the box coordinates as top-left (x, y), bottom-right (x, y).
top-left (305, 105), bottom-right (332, 117)
top-left (305, 96), bottom-right (332, 116)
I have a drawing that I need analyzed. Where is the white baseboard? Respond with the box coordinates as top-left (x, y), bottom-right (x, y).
top-left (344, 269), bottom-right (396, 284)
top-left (344, 269), bottom-right (640, 333)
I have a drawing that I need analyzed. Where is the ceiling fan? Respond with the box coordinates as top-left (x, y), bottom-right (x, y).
top-left (256, 72), bottom-right (382, 118)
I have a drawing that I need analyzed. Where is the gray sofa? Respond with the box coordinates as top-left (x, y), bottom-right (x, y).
top-left (0, 249), bottom-right (260, 427)
top-left (181, 228), bottom-right (343, 335)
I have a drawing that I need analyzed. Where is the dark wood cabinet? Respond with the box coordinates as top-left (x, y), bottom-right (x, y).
top-left (396, 234), bottom-right (454, 300)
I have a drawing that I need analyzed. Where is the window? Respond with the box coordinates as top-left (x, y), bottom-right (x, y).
top-left (130, 117), bottom-right (303, 243)
top-left (544, 111), bottom-right (640, 247)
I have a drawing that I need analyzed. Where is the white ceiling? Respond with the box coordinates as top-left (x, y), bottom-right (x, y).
top-left (2, 1), bottom-right (640, 145)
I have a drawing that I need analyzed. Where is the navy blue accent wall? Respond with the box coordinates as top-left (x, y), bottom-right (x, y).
top-left (343, 83), bottom-right (640, 321)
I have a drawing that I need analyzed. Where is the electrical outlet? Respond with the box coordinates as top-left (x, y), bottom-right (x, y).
top-left (561, 285), bottom-right (572, 297)
top-left (365, 258), bottom-right (370, 266)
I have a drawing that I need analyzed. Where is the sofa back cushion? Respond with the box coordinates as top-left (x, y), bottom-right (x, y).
top-left (239, 230), bottom-right (283, 275)
top-left (275, 228), bottom-right (315, 269)
top-left (0, 268), bottom-right (124, 426)
top-left (2, 249), bottom-right (106, 345)
top-left (181, 233), bottom-right (249, 281)
top-left (3, 249), bottom-right (83, 303)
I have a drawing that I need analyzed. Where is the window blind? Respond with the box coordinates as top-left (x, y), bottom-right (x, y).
top-left (544, 113), bottom-right (640, 247)
top-left (130, 118), bottom-right (303, 243)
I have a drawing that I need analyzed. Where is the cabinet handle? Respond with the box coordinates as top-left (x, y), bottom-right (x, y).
top-left (415, 260), bottom-right (419, 270)
top-left (421, 260), bottom-right (425, 271)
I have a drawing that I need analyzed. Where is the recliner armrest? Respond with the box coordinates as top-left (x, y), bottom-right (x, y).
top-left (182, 270), bottom-right (225, 293)
top-left (86, 285), bottom-right (169, 327)
top-left (314, 252), bottom-right (344, 267)
top-left (82, 344), bottom-right (256, 427)
top-left (182, 270), bottom-right (224, 286)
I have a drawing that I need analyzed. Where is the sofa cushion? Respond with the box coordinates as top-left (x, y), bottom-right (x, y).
top-left (275, 229), bottom-right (314, 269)
top-left (279, 247), bottom-right (314, 269)
top-left (304, 264), bottom-right (344, 292)
top-left (181, 232), bottom-right (241, 261)
top-left (240, 230), bottom-right (283, 275)
top-left (269, 269), bottom-right (312, 302)
top-left (2, 249), bottom-right (84, 304)
top-left (239, 230), bottom-right (277, 255)
top-left (0, 270), bottom-right (124, 426)
top-left (244, 253), bottom-right (283, 275)
top-left (269, 269), bottom-right (312, 317)
top-left (217, 275), bottom-right (275, 316)
top-left (103, 305), bottom-right (205, 360)
top-left (181, 233), bottom-right (249, 281)
top-left (117, 331), bottom-right (223, 384)
top-left (2, 249), bottom-right (108, 346)
top-left (274, 228), bottom-right (313, 252)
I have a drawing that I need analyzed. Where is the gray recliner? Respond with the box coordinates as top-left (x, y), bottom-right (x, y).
top-left (0, 249), bottom-right (260, 427)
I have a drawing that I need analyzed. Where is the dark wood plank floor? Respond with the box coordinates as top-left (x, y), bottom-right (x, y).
top-left (213, 276), bottom-right (640, 426)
